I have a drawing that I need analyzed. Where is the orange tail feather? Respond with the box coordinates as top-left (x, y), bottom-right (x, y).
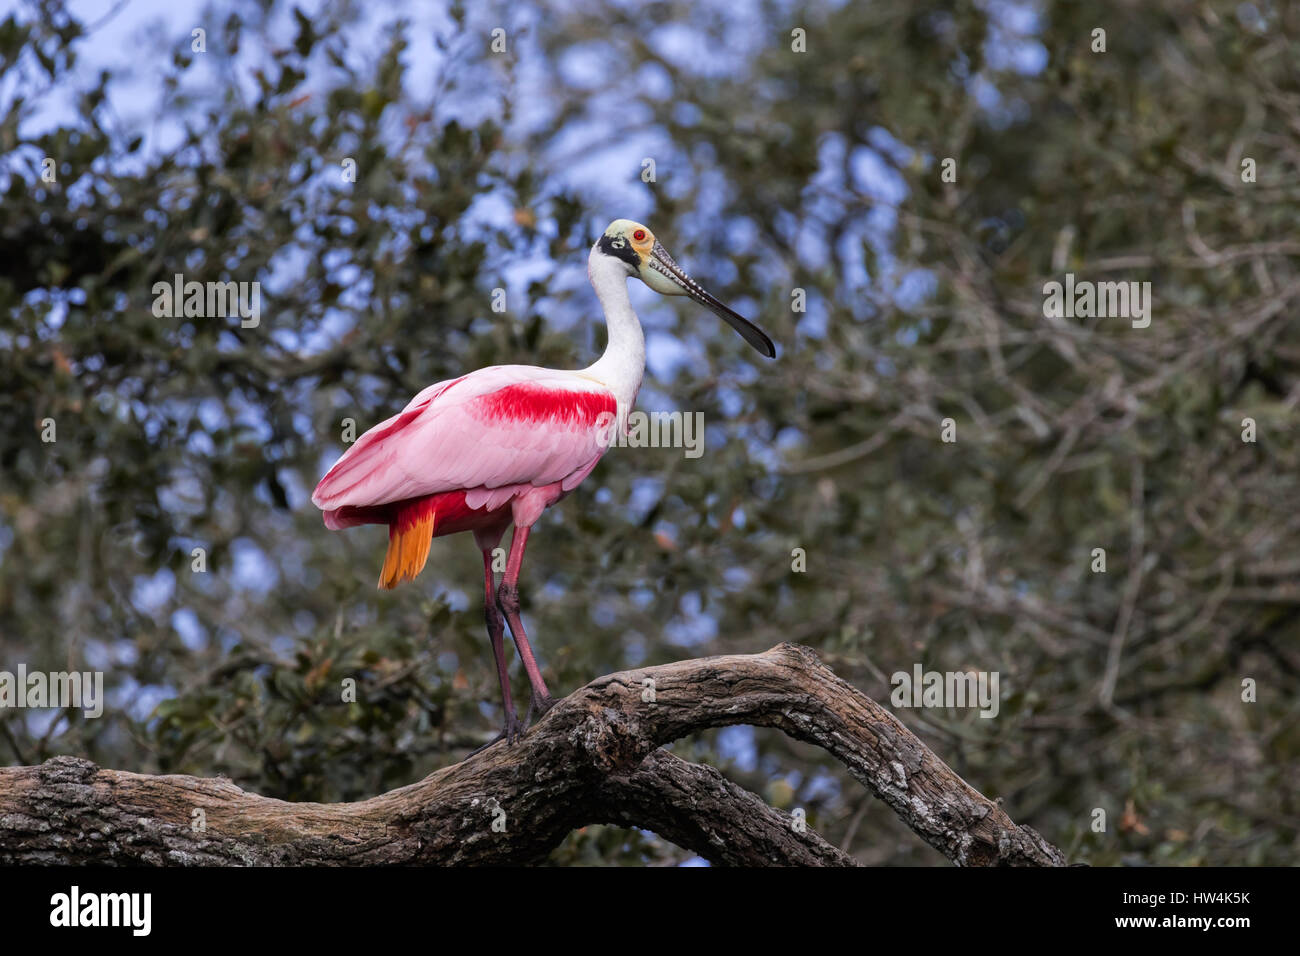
top-left (378, 509), bottom-right (435, 590)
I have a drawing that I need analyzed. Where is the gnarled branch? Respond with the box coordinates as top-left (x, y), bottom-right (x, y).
top-left (0, 643), bottom-right (1065, 866)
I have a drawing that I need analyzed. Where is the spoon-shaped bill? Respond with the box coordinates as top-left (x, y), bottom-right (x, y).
top-left (648, 242), bottom-right (776, 358)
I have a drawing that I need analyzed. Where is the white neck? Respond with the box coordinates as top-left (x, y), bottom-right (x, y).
top-left (583, 247), bottom-right (645, 412)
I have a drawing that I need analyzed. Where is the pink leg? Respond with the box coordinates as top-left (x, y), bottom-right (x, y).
top-left (468, 526), bottom-right (522, 755)
top-left (496, 524), bottom-right (556, 719)
top-left (483, 547), bottom-right (524, 739)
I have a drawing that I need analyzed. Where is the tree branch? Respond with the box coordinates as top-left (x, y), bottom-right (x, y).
top-left (0, 644), bottom-right (1065, 866)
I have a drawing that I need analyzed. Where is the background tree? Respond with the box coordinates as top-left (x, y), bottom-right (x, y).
top-left (1, 0), bottom-right (1296, 865)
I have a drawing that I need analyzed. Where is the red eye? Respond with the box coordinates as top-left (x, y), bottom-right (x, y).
top-left (633, 229), bottom-right (646, 241)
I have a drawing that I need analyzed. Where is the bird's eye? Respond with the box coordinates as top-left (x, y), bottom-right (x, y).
top-left (633, 229), bottom-right (646, 241)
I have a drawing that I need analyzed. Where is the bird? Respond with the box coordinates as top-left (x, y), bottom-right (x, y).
top-left (311, 219), bottom-right (775, 749)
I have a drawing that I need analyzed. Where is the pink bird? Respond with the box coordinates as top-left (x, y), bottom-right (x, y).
top-left (312, 219), bottom-right (775, 749)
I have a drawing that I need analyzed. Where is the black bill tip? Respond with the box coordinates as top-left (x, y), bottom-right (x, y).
top-left (649, 242), bottom-right (777, 359)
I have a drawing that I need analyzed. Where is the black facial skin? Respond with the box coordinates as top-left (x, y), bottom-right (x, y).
top-left (598, 232), bottom-right (643, 270)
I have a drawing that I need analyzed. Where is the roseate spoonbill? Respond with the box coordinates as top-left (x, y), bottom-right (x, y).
top-left (312, 219), bottom-right (775, 748)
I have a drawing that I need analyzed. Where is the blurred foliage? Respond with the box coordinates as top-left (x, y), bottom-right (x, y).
top-left (1, 0), bottom-right (1297, 865)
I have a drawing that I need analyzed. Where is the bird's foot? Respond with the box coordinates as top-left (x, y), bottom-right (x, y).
top-left (466, 706), bottom-right (526, 757)
top-left (522, 692), bottom-right (558, 729)
top-left (504, 706), bottom-right (526, 744)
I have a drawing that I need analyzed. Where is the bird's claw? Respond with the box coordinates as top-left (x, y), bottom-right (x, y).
top-left (466, 706), bottom-right (526, 757)
top-left (465, 696), bottom-right (558, 757)
top-left (504, 707), bottom-right (526, 745)
top-left (522, 693), bottom-right (557, 729)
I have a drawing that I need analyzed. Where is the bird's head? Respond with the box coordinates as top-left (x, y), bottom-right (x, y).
top-left (594, 219), bottom-right (776, 358)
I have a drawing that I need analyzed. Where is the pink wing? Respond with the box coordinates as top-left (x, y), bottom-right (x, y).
top-left (312, 365), bottom-right (617, 523)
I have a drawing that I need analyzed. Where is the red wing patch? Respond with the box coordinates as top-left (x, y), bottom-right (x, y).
top-left (476, 383), bottom-right (616, 428)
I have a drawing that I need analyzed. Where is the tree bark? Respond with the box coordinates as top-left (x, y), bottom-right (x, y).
top-left (0, 643), bottom-right (1066, 866)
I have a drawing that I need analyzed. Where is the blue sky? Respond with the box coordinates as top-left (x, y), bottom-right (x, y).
top-left (8, 0), bottom-right (1048, 630)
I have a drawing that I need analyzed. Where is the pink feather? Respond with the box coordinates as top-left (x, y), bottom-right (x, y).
top-left (312, 365), bottom-right (618, 533)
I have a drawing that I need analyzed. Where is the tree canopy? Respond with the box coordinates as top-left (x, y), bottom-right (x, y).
top-left (1, 0), bottom-right (1296, 865)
